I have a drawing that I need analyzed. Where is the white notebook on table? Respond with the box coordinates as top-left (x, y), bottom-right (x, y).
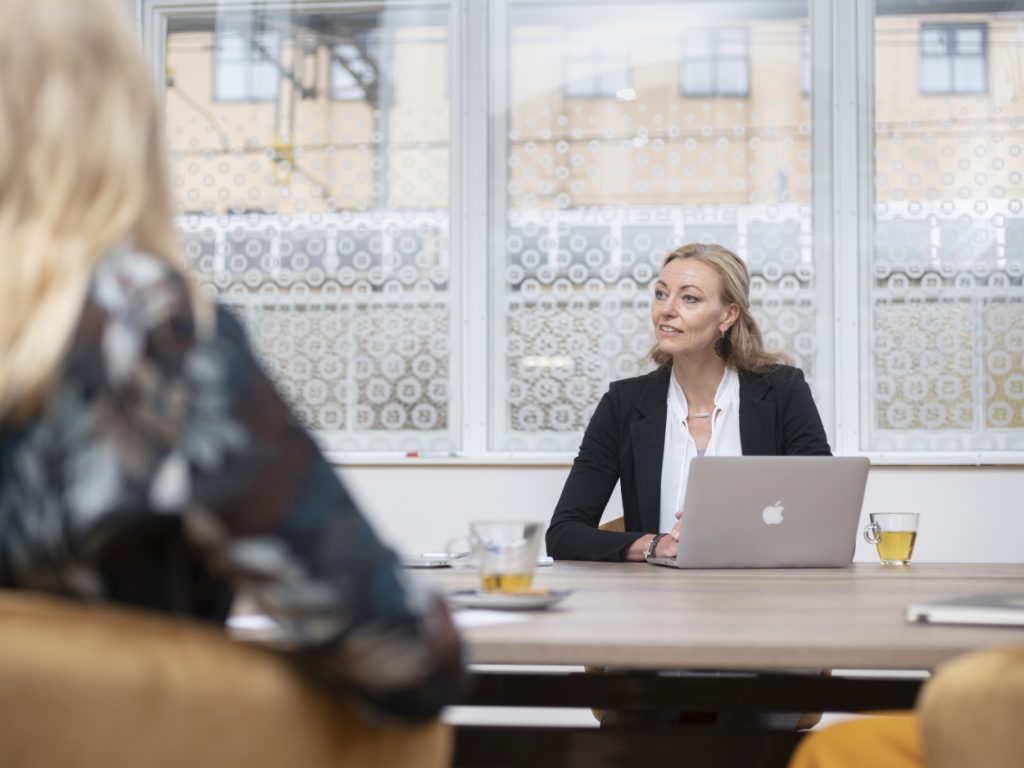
top-left (906, 593), bottom-right (1024, 628)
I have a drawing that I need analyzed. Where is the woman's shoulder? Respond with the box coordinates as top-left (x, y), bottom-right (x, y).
top-left (606, 367), bottom-right (669, 401)
top-left (738, 365), bottom-right (815, 407)
top-left (740, 363), bottom-right (807, 386)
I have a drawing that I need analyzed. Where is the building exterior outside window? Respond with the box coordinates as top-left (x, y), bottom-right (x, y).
top-left (919, 23), bottom-right (987, 95)
top-left (681, 27), bottom-right (749, 98)
top-left (213, 16), bottom-right (280, 102)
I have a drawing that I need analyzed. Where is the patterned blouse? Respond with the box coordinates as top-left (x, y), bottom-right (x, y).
top-left (0, 249), bottom-right (461, 722)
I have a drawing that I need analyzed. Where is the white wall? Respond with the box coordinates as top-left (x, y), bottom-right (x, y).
top-left (341, 464), bottom-right (1024, 563)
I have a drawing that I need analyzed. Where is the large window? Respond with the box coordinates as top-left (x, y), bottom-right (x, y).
top-left (165, 4), bottom-right (455, 454)
top-left (872, 6), bottom-right (1023, 451)
top-left (493, 2), bottom-right (815, 451)
top-left (145, 0), bottom-right (1024, 462)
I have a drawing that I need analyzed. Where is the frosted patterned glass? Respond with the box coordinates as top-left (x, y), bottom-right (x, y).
top-left (871, 8), bottom-right (1024, 451)
top-left (492, 1), bottom-right (816, 451)
top-left (165, 4), bottom-right (457, 454)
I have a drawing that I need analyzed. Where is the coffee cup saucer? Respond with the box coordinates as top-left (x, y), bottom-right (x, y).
top-left (445, 589), bottom-right (572, 611)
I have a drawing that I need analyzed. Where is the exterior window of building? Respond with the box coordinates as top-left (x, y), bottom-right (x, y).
top-left (681, 27), bottom-right (749, 97)
top-left (213, 18), bottom-right (280, 102)
top-left (919, 23), bottom-right (986, 95)
top-left (563, 37), bottom-right (630, 99)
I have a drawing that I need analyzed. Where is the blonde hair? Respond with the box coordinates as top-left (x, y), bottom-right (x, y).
top-left (0, 0), bottom-right (206, 421)
top-left (650, 242), bottom-right (789, 373)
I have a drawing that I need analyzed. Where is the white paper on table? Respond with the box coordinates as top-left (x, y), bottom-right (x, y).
top-left (452, 610), bottom-right (531, 628)
top-left (228, 614), bottom-right (280, 632)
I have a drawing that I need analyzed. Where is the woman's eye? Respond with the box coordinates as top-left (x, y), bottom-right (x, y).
top-left (654, 289), bottom-right (667, 299)
top-left (682, 294), bottom-right (699, 303)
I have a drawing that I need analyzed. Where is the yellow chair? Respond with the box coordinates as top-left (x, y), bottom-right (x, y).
top-left (595, 516), bottom-right (823, 730)
top-left (790, 644), bottom-right (1024, 767)
top-left (0, 590), bottom-right (451, 768)
top-left (919, 645), bottom-right (1024, 768)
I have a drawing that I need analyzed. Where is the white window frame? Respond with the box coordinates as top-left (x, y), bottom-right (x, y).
top-left (136, 0), bottom-right (1024, 465)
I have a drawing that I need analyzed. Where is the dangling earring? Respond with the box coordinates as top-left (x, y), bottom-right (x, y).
top-left (714, 329), bottom-right (733, 360)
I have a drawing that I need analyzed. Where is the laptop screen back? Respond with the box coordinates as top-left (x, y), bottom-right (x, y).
top-left (672, 456), bottom-right (870, 568)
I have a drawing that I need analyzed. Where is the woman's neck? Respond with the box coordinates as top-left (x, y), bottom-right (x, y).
top-left (671, 355), bottom-right (728, 410)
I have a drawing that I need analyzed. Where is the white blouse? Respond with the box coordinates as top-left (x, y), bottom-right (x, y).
top-left (658, 366), bottom-right (743, 532)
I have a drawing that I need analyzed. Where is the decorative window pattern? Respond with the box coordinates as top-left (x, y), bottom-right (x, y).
top-left (871, 10), bottom-right (1024, 451)
top-left (919, 23), bottom-right (987, 95)
top-left (494, 3), bottom-right (815, 451)
top-left (166, 5), bottom-right (455, 454)
top-left (681, 27), bottom-right (750, 98)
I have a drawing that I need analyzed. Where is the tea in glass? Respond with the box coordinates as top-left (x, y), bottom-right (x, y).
top-left (863, 513), bottom-right (920, 565)
top-left (469, 521), bottom-right (543, 594)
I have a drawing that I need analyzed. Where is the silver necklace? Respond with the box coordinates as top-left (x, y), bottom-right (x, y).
top-left (689, 411), bottom-right (712, 419)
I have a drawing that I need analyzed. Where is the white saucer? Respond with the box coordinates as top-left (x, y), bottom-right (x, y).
top-left (445, 589), bottom-right (572, 611)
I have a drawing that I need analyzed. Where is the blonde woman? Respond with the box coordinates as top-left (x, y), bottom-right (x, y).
top-left (546, 242), bottom-right (830, 562)
top-left (0, 0), bottom-right (460, 720)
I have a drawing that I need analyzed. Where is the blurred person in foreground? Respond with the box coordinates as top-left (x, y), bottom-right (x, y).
top-left (0, 0), bottom-right (460, 722)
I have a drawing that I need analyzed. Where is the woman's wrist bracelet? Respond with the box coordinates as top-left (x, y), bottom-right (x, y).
top-left (644, 533), bottom-right (668, 561)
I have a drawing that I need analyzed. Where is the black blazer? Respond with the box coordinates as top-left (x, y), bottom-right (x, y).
top-left (546, 365), bottom-right (831, 562)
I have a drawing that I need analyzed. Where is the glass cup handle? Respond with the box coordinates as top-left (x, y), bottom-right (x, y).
top-left (863, 522), bottom-right (881, 545)
top-left (444, 535), bottom-right (472, 562)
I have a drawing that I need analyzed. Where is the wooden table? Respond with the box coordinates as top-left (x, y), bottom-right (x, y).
top-left (415, 561), bottom-right (1024, 768)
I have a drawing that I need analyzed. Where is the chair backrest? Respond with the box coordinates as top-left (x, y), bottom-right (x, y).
top-left (919, 645), bottom-right (1024, 768)
top-left (0, 590), bottom-right (451, 768)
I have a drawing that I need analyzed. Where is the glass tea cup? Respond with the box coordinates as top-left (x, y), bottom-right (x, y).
top-left (449, 521), bottom-right (544, 594)
top-left (863, 512), bottom-right (920, 566)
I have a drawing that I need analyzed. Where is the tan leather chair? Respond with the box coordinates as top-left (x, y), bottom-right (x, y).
top-left (919, 644), bottom-right (1024, 768)
top-left (594, 516), bottom-right (823, 729)
top-left (0, 590), bottom-right (451, 768)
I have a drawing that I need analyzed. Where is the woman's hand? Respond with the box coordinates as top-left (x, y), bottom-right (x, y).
top-left (647, 511), bottom-right (683, 560)
top-left (656, 527), bottom-right (679, 559)
top-left (621, 522), bottom-right (682, 561)
top-left (670, 510), bottom-right (683, 543)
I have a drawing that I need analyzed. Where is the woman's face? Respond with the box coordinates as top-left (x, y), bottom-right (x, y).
top-left (651, 257), bottom-right (738, 360)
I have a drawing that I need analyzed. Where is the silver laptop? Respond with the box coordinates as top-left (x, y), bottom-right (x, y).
top-left (647, 456), bottom-right (869, 569)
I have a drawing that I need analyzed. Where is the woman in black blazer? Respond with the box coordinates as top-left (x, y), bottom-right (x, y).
top-left (547, 243), bottom-right (831, 562)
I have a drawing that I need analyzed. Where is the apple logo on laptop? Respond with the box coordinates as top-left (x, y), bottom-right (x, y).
top-left (761, 500), bottom-right (785, 525)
